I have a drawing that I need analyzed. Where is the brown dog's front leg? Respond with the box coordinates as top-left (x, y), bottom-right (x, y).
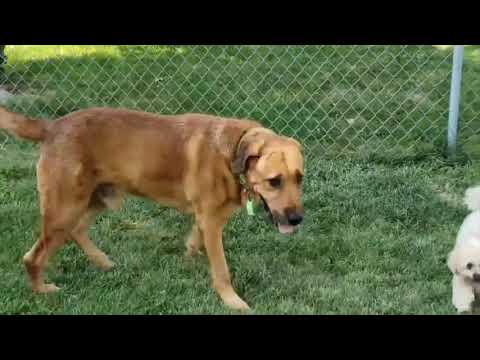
top-left (185, 224), bottom-right (204, 257)
top-left (199, 217), bottom-right (250, 311)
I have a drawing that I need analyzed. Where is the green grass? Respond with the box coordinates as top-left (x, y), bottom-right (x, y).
top-left (1, 45), bottom-right (480, 314)
top-left (0, 154), bottom-right (478, 314)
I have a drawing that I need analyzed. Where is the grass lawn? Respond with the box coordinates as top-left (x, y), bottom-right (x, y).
top-left (0, 45), bottom-right (480, 314)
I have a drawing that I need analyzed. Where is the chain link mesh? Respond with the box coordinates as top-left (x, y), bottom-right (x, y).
top-left (0, 45), bottom-right (455, 162)
top-left (460, 47), bottom-right (480, 159)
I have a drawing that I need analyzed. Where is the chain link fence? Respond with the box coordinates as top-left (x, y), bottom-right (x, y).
top-left (0, 45), bottom-right (465, 162)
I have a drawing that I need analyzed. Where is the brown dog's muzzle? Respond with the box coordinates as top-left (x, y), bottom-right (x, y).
top-left (262, 198), bottom-right (304, 235)
top-left (285, 207), bottom-right (304, 226)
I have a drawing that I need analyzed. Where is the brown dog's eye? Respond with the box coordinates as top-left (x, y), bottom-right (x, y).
top-left (467, 263), bottom-right (474, 270)
top-left (268, 177), bottom-right (282, 189)
top-left (297, 173), bottom-right (304, 185)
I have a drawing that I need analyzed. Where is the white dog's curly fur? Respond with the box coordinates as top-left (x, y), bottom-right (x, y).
top-left (447, 186), bottom-right (480, 313)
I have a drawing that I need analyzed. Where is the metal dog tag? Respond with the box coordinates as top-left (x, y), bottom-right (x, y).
top-left (246, 198), bottom-right (255, 216)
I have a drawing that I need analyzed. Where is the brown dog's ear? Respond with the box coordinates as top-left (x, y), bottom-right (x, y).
top-left (288, 137), bottom-right (303, 153)
top-left (231, 136), bottom-right (264, 175)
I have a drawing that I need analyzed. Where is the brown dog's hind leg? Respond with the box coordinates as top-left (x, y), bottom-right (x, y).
top-left (24, 158), bottom-right (94, 294)
top-left (23, 231), bottom-right (64, 294)
top-left (71, 208), bottom-right (115, 271)
top-left (24, 206), bottom-right (87, 294)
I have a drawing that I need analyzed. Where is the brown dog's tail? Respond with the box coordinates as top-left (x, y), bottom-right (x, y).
top-left (0, 106), bottom-right (48, 142)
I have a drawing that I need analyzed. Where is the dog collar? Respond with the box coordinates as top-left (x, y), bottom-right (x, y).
top-left (239, 174), bottom-right (255, 216)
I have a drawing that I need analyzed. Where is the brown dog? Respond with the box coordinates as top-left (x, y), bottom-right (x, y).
top-left (0, 106), bottom-right (305, 310)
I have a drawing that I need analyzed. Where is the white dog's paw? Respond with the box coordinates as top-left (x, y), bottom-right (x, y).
top-left (454, 300), bottom-right (473, 314)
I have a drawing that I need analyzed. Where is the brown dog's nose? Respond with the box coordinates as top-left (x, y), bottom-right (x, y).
top-left (286, 208), bottom-right (304, 226)
top-left (473, 273), bottom-right (480, 282)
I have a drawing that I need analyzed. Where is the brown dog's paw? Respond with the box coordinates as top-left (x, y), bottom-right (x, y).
top-left (33, 283), bottom-right (61, 294)
top-left (185, 248), bottom-right (203, 258)
top-left (185, 243), bottom-right (204, 258)
top-left (222, 294), bottom-right (251, 312)
top-left (96, 257), bottom-right (115, 271)
top-left (88, 251), bottom-right (115, 271)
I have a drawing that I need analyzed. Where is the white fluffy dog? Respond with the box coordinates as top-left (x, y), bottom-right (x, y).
top-left (448, 186), bottom-right (480, 313)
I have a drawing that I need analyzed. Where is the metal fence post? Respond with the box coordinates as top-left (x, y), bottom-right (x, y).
top-left (447, 45), bottom-right (465, 158)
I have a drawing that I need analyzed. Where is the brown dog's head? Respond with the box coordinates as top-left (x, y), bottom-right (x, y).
top-left (232, 128), bottom-right (305, 234)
